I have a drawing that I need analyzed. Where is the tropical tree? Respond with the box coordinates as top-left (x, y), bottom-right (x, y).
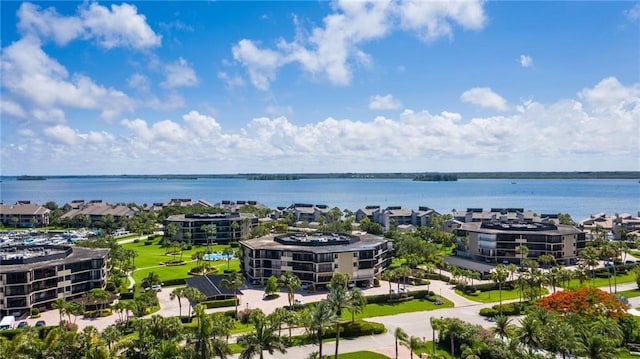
top-left (394, 327), bottom-right (409, 359)
top-left (517, 315), bottom-right (542, 354)
top-left (382, 268), bottom-right (396, 296)
top-left (183, 286), bottom-right (206, 315)
top-left (221, 272), bottom-right (246, 317)
top-left (52, 298), bottom-right (70, 327)
top-left (304, 301), bottom-right (337, 359)
top-left (347, 288), bottom-right (367, 323)
top-left (142, 272), bottom-right (161, 289)
top-left (169, 287), bottom-right (185, 318)
top-left (201, 224), bottom-right (217, 252)
top-left (515, 245), bottom-right (529, 270)
top-left (580, 246), bottom-right (600, 286)
top-left (491, 264), bottom-right (509, 314)
top-left (186, 304), bottom-right (231, 359)
top-left (279, 271), bottom-right (301, 309)
top-left (326, 285), bottom-right (350, 359)
top-left (264, 275), bottom-right (280, 298)
top-left (404, 336), bottom-right (423, 359)
top-left (237, 309), bottom-right (287, 359)
top-left (88, 288), bottom-right (110, 313)
top-left (492, 315), bottom-right (513, 339)
top-left (223, 247), bottom-right (238, 271)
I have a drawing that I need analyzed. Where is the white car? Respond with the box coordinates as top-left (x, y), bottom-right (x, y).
top-left (294, 298), bottom-right (304, 305)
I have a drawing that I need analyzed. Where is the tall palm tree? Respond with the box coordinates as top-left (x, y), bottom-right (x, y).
top-left (515, 245), bottom-right (529, 270)
top-left (404, 336), bottom-right (422, 359)
top-left (517, 315), bottom-right (542, 355)
top-left (170, 287), bottom-right (185, 318)
top-left (326, 285), bottom-right (350, 359)
top-left (201, 224), bottom-right (217, 252)
top-left (237, 309), bottom-right (286, 359)
top-left (580, 246), bottom-right (600, 287)
top-left (101, 325), bottom-right (122, 354)
top-left (382, 268), bottom-right (395, 296)
top-left (52, 297), bottom-right (70, 327)
top-left (491, 264), bottom-right (509, 314)
top-left (279, 271), bottom-right (301, 309)
top-left (187, 304), bottom-right (231, 359)
top-left (183, 286), bottom-right (206, 316)
top-left (394, 327), bottom-right (408, 359)
top-left (304, 301), bottom-right (337, 359)
top-left (221, 272), bottom-right (246, 317)
top-left (347, 288), bottom-right (366, 323)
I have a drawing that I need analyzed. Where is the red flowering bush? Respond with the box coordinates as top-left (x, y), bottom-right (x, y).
top-left (536, 287), bottom-right (628, 319)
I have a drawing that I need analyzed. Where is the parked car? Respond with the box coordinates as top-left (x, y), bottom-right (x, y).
top-left (16, 321), bottom-right (28, 329)
top-left (294, 298), bottom-right (304, 305)
top-left (34, 320), bottom-right (46, 327)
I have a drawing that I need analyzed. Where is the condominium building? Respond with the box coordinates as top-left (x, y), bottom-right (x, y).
top-left (0, 245), bottom-right (110, 317)
top-left (164, 212), bottom-right (258, 244)
top-left (0, 201), bottom-right (50, 227)
top-left (355, 205), bottom-right (438, 231)
top-left (239, 232), bottom-right (393, 288)
top-left (456, 221), bottom-right (586, 265)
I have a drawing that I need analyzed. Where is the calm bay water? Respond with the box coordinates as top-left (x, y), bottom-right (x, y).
top-left (0, 177), bottom-right (638, 221)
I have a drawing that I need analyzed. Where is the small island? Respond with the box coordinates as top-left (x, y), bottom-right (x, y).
top-left (16, 175), bottom-right (46, 181)
top-left (413, 173), bottom-right (458, 182)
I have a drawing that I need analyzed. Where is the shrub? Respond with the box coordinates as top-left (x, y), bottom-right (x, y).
top-left (425, 272), bottom-right (450, 282)
top-left (162, 278), bottom-right (186, 287)
top-left (201, 298), bottom-right (239, 309)
top-left (322, 320), bottom-right (386, 339)
top-left (479, 308), bottom-right (498, 317)
top-left (120, 292), bottom-right (134, 300)
top-left (31, 308), bottom-right (40, 317)
top-left (229, 242), bottom-right (240, 248)
top-left (133, 238), bottom-right (140, 243)
top-left (491, 303), bottom-right (522, 316)
top-left (373, 278), bottom-right (380, 287)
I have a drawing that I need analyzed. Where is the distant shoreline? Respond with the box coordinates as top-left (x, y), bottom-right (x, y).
top-left (2, 171), bottom-right (639, 180)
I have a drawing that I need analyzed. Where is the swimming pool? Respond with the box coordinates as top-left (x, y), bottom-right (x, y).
top-left (203, 252), bottom-right (234, 261)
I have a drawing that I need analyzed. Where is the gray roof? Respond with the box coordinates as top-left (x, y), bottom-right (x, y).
top-left (0, 246), bottom-right (110, 273)
top-left (240, 232), bottom-right (390, 254)
top-left (185, 274), bottom-right (241, 299)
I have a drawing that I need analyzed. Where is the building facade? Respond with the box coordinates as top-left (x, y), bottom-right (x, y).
top-left (0, 201), bottom-right (50, 227)
top-left (456, 221), bottom-right (586, 265)
top-left (164, 213), bottom-right (258, 244)
top-left (355, 205), bottom-right (438, 231)
top-left (0, 245), bottom-right (110, 317)
top-left (239, 232), bottom-right (393, 288)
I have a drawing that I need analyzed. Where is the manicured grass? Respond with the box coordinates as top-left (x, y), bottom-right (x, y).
top-left (561, 271), bottom-right (636, 290)
top-left (455, 287), bottom-right (548, 303)
top-left (342, 296), bottom-right (454, 320)
top-left (122, 241), bottom-right (240, 284)
top-left (411, 341), bottom-right (452, 359)
top-left (617, 289), bottom-right (640, 298)
top-left (338, 351), bottom-right (390, 359)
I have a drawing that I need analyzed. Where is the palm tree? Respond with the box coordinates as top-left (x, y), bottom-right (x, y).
top-left (404, 336), bottom-right (422, 359)
top-left (382, 268), bottom-right (395, 296)
top-left (304, 301), bottom-right (337, 359)
top-left (491, 264), bottom-right (509, 314)
top-left (517, 315), bottom-right (542, 355)
top-left (223, 247), bottom-right (237, 271)
top-left (326, 285), bottom-right (350, 359)
top-left (580, 246), bottom-right (600, 287)
top-left (279, 271), bottom-right (301, 309)
top-left (201, 224), bottom-right (217, 252)
top-left (515, 245), bottom-right (529, 270)
top-left (169, 287), bottom-right (185, 318)
top-left (439, 318), bottom-right (466, 358)
top-left (142, 271), bottom-right (161, 289)
top-left (394, 327), bottom-right (409, 359)
top-left (506, 263), bottom-right (518, 282)
top-left (183, 286), bottom-right (206, 316)
top-left (574, 264), bottom-right (590, 287)
top-left (187, 304), bottom-right (231, 359)
top-left (88, 288), bottom-right (110, 314)
top-left (221, 272), bottom-right (246, 317)
top-left (347, 288), bottom-right (366, 323)
top-left (52, 298), bottom-right (70, 327)
top-left (231, 221), bottom-right (240, 242)
top-left (492, 315), bottom-right (513, 339)
top-left (101, 325), bottom-right (122, 354)
top-left (237, 309), bottom-right (286, 359)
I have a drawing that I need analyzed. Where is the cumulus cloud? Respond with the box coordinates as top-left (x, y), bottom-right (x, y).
top-left (265, 105), bottom-right (294, 117)
top-left (161, 57), bottom-right (198, 88)
top-left (2, 77), bottom-right (637, 174)
top-left (16, 2), bottom-right (161, 49)
top-left (217, 71), bottom-right (245, 89)
top-left (519, 54), bottom-right (533, 68)
top-left (624, 3), bottom-right (640, 21)
top-left (127, 73), bottom-right (151, 92)
top-left (1, 37), bottom-right (134, 122)
top-left (460, 87), bottom-right (509, 111)
top-left (369, 94), bottom-right (402, 110)
top-left (233, 0), bottom-right (486, 90)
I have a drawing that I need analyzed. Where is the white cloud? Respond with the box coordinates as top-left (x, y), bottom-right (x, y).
top-left (0, 99), bottom-right (27, 118)
top-left (369, 94), bottom-right (402, 110)
top-left (233, 0), bottom-right (486, 90)
top-left (1, 37), bottom-right (134, 122)
top-left (519, 54), bottom-right (533, 68)
top-left (127, 73), bottom-right (151, 92)
top-left (16, 2), bottom-right (161, 50)
top-left (578, 77), bottom-right (640, 108)
top-left (3, 77), bottom-right (637, 174)
top-left (161, 57), bottom-right (198, 88)
top-left (460, 87), bottom-right (509, 111)
top-left (624, 3), bottom-right (640, 21)
top-left (265, 105), bottom-right (294, 117)
top-left (217, 71), bottom-right (245, 89)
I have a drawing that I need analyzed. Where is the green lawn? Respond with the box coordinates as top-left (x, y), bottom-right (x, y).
top-left (342, 296), bottom-right (454, 320)
top-left (561, 271), bottom-right (636, 290)
top-left (411, 341), bottom-right (452, 359)
top-left (122, 241), bottom-right (240, 284)
top-left (455, 287), bottom-right (548, 303)
top-left (338, 351), bottom-right (390, 359)
top-left (618, 289), bottom-right (640, 298)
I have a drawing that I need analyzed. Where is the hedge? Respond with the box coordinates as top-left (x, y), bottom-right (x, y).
top-left (201, 298), bottom-right (239, 309)
top-left (479, 302), bottom-right (530, 316)
top-left (322, 319), bottom-right (386, 339)
top-left (162, 278), bottom-right (186, 287)
top-left (425, 272), bottom-right (451, 282)
top-left (479, 308), bottom-right (498, 317)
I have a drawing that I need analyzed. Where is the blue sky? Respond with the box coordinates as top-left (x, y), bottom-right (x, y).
top-left (1, 1), bottom-right (639, 175)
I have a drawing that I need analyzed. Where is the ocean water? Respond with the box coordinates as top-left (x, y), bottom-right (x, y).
top-left (0, 177), bottom-right (638, 221)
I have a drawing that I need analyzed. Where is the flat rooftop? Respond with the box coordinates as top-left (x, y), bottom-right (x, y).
top-left (0, 245), bottom-right (109, 273)
top-left (240, 232), bottom-right (390, 254)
